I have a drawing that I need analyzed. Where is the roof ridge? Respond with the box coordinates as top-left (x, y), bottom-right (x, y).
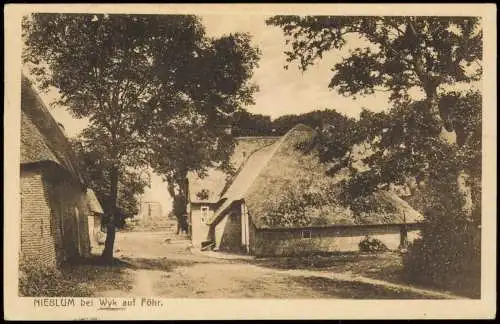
top-left (208, 132), bottom-right (290, 225)
top-left (21, 74), bottom-right (84, 184)
top-left (225, 130), bottom-right (289, 198)
top-left (218, 138), bottom-right (281, 198)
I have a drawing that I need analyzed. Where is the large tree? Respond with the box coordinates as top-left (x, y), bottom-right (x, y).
top-left (147, 32), bottom-right (260, 221)
top-left (268, 16), bottom-right (482, 291)
top-left (71, 138), bottom-right (150, 227)
top-left (267, 15), bottom-right (482, 214)
top-left (232, 110), bottom-right (274, 136)
top-left (272, 109), bottom-right (356, 136)
top-left (23, 13), bottom-right (260, 260)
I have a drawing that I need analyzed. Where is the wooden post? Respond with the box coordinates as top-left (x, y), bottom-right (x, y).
top-left (241, 202), bottom-right (249, 253)
top-left (400, 210), bottom-right (408, 249)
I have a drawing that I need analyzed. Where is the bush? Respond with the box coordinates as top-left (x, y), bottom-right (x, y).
top-left (359, 236), bottom-right (389, 253)
top-left (402, 179), bottom-right (481, 298)
top-left (19, 258), bottom-right (92, 297)
top-left (403, 220), bottom-right (481, 297)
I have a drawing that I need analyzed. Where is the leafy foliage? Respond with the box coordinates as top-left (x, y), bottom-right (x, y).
top-left (19, 257), bottom-right (92, 297)
top-left (359, 236), bottom-right (389, 253)
top-left (268, 15), bottom-right (482, 289)
top-left (23, 13), bottom-right (260, 258)
top-left (403, 175), bottom-right (481, 294)
top-left (267, 16), bottom-right (481, 103)
top-left (196, 189), bottom-right (210, 201)
top-left (232, 108), bottom-right (355, 137)
top-left (232, 110), bottom-right (275, 136)
top-left (71, 139), bottom-right (149, 224)
top-left (145, 30), bottom-right (261, 219)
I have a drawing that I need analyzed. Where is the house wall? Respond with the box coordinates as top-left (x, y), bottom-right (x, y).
top-left (241, 202), bottom-right (250, 253)
top-left (216, 205), bottom-right (243, 253)
top-left (252, 224), bottom-right (421, 257)
top-left (20, 169), bottom-right (59, 268)
top-left (190, 203), bottom-right (214, 248)
top-left (214, 214), bottom-right (229, 249)
top-left (20, 165), bottom-right (91, 268)
top-left (248, 219), bottom-right (257, 256)
top-left (88, 213), bottom-right (105, 250)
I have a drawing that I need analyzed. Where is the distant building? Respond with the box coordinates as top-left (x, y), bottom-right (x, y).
top-left (186, 124), bottom-right (423, 256)
top-left (137, 201), bottom-right (163, 221)
top-left (20, 74), bottom-right (92, 267)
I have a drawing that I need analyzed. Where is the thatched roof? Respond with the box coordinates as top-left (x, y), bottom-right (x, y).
top-left (86, 189), bottom-right (104, 214)
top-left (187, 136), bottom-right (280, 203)
top-left (20, 75), bottom-right (84, 183)
top-left (204, 123), bottom-right (423, 229)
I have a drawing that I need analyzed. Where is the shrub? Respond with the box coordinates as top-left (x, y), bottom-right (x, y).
top-left (19, 257), bottom-right (92, 297)
top-left (402, 178), bottom-right (481, 298)
top-left (359, 236), bottom-right (389, 253)
top-left (403, 219), bottom-right (481, 297)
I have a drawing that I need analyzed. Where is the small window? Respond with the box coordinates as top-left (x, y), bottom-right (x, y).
top-left (302, 230), bottom-right (312, 239)
top-left (200, 206), bottom-right (209, 223)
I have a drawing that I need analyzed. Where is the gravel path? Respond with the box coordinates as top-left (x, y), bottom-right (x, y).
top-left (96, 230), bottom-right (461, 299)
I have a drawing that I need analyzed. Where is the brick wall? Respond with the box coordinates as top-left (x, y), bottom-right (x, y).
top-left (20, 165), bottom-right (91, 268)
top-left (20, 169), bottom-right (58, 268)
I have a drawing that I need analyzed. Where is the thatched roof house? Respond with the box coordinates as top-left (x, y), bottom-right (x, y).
top-left (20, 74), bottom-right (92, 267)
top-left (21, 76), bottom-right (83, 182)
top-left (187, 124), bottom-right (423, 256)
top-left (187, 136), bottom-right (280, 204)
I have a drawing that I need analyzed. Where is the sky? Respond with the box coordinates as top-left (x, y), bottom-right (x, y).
top-left (201, 14), bottom-right (392, 119)
top-left (33, 15), bottom-right (407, 214)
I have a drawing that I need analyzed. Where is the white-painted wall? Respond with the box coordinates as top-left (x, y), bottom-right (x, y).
top-left (253, 226), bottom-right (422, 256)
top-left (241, 202), bottom-right (250, 252)
top-left (190, 204), bottom-right (213, 248)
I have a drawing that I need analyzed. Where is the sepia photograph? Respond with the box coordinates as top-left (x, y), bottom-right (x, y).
top-left (4, 3), bottom-right (496, 320)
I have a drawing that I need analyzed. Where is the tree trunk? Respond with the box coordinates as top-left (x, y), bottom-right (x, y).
top-left (101, 166), bottom-right (119, 261)
top-left (424, 84), bottom-right (473, 219)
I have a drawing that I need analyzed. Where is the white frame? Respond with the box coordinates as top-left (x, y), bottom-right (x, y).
top-left (200, 206), bottom-right (209, 223)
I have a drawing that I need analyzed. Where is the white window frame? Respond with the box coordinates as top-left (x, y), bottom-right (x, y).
top-left (200, 206), bottom-right (209, 224)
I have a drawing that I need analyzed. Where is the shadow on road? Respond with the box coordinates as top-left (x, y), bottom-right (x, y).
top-left (290, 276), bottom-right (442, 299)
top-left (119, 257), bottom-right (201, 272)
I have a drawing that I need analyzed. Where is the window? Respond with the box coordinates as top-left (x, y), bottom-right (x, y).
top-left (200, 206), bottom-right (209, 223)
top-left (302, 230), bottom-right (312, 239)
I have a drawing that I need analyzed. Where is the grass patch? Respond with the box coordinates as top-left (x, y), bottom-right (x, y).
top-left (19, 256), bottom-right (134, 297)
top-left (255, 251), bottom-right (475, 298)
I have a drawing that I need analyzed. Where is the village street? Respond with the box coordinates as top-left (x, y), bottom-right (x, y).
top-left (92, 228), bottom-right (459, 299)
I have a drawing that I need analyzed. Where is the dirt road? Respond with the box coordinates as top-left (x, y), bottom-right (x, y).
top-left (93, 230), bottom-right (457, 299)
